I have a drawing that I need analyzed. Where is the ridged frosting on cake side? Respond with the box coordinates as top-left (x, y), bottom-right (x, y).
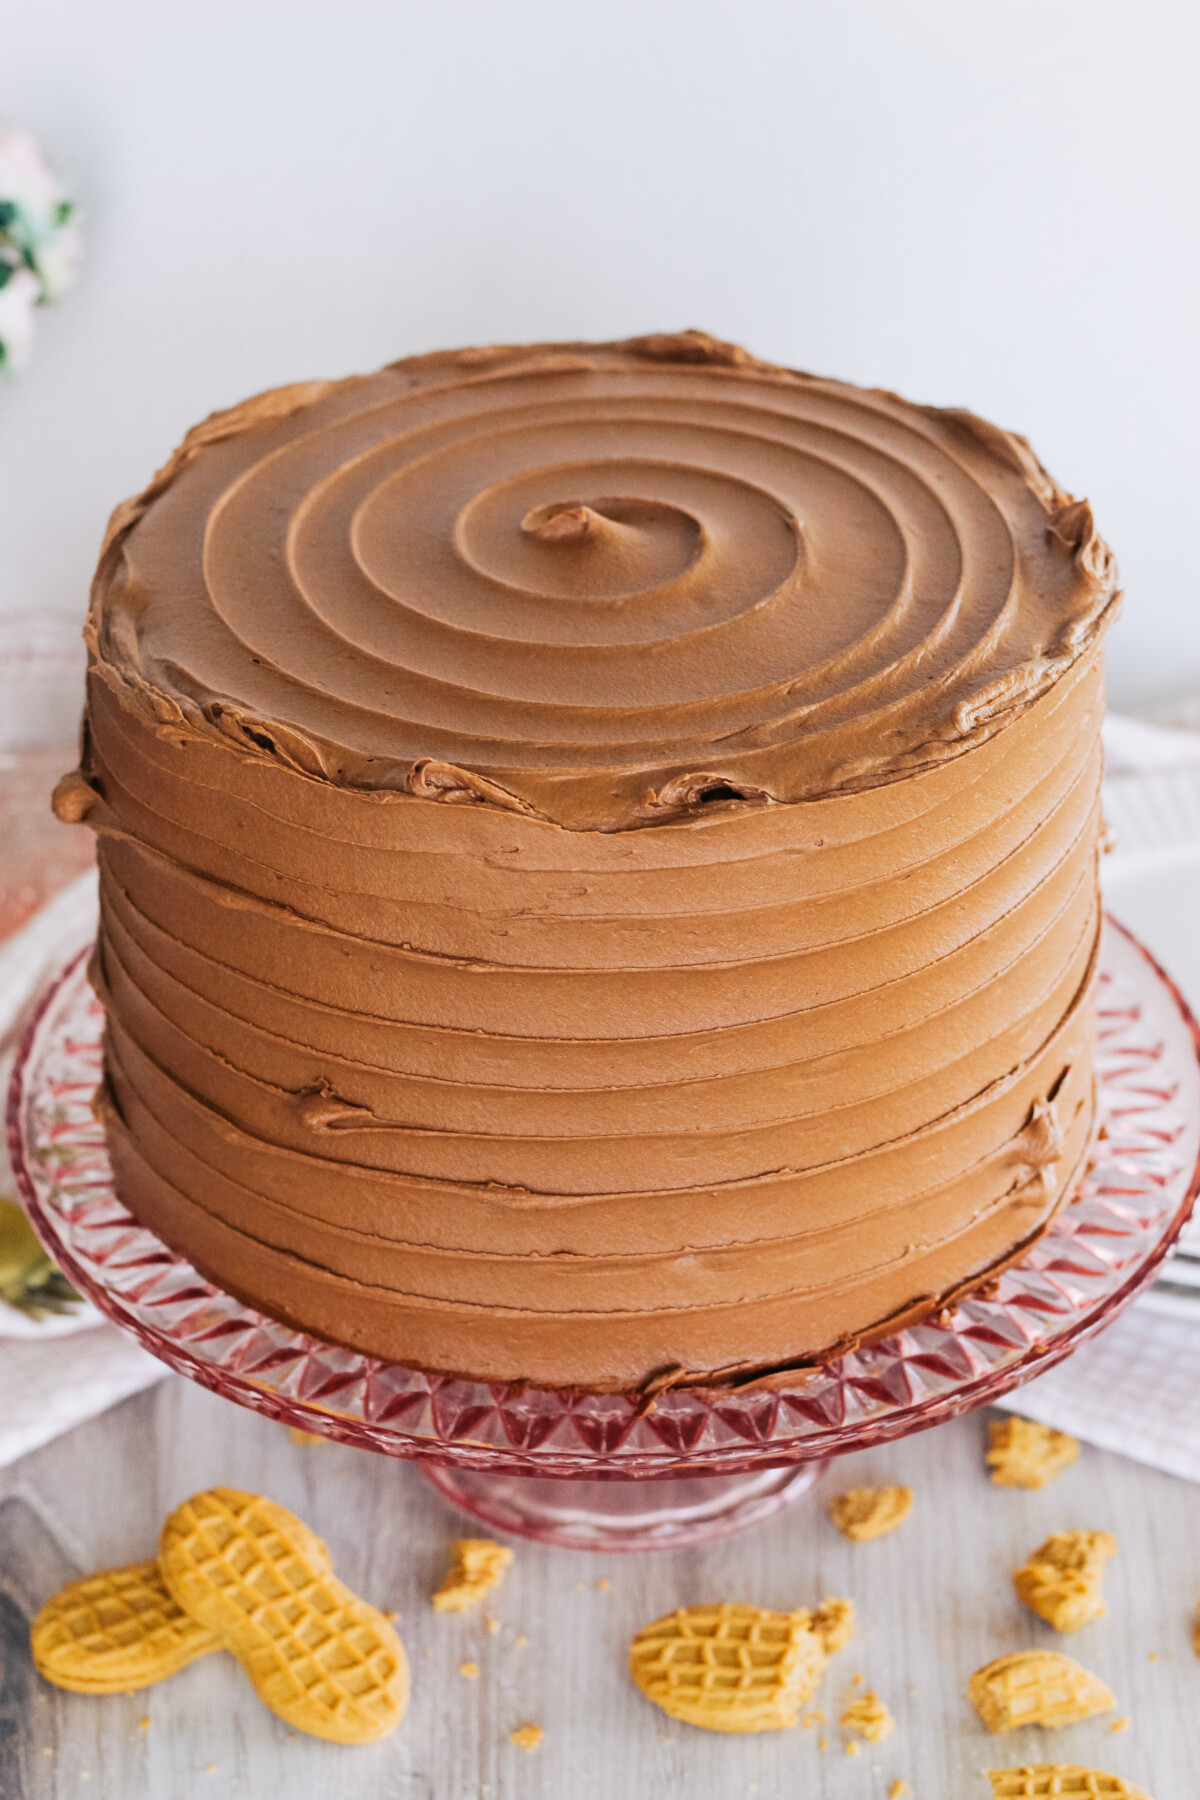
top-left (58, 333), bottom-right (1118, 1389)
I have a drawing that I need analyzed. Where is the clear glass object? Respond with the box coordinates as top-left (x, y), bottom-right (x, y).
top-left (7, 917), bottom-right (1199, 1549)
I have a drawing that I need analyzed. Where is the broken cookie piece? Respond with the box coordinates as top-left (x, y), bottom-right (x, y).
top-left (629, 1597), bottom-right (852, 1734)
top-left (1013, 1531), bottom-right (1117, 1632)
top-left (987, 1418), bottom-right (1079, 1489)
top-left (968, 1651), bottom-right (1115, 1733)
top-left (986, 1766), bottom-right (1150, 1798)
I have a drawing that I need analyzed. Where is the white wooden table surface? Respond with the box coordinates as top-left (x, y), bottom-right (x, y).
top-left (0, 1376), bottom-right (1194, 1800)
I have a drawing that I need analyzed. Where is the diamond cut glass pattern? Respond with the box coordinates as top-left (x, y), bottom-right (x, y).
top-left (7, 919), bottom-right (1199, 1478)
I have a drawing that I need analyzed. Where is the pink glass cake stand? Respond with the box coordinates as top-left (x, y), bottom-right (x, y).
top-left (8, 917), bottom-right (1200, 1551)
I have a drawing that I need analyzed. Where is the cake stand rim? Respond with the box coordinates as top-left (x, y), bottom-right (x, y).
top-left (7, 912), bottom-right (1199, 1477)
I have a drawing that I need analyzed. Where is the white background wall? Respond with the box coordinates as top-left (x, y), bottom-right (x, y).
top-left (1, 0), bottom-right (1197, 708)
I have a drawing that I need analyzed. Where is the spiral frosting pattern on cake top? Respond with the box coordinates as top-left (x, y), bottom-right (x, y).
top-left (88, 331), bottom-right (1118, 830)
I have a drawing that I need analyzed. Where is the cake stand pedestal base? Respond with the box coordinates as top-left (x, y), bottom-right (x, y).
top-left (419, 1459), bottom-right (827, 1550)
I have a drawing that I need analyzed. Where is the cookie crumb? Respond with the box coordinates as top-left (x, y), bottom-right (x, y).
top-left (1111, 1716), bottom-right (1131, 1733)
top-left (841, 1690), bottom-right (895, 1743)
top-left (810, 1596), bottom-right (856, 1654)
top-left (596, 1577), bottom-right (611, 1590)
top-left (288, 1427), bottom-right (327, 1447)
top-left (485, 1614), bottom-right (500, 1635)
top-left (510, 1724), bottom-right (543, 1751)
top-left (137, 1717), bottom-right (150, 1731)
top-left (433, 1539), bottom-right (514, 1612)
top-left (514, 1634), bottom-right (528, 1648)
top-left (829, 1485), bottom-right (913, 1541)
top-left (845, 1739), bottom-right (860, 1756)
top-left (460, 1661), bottom-right (479, 1679)
top-left (817, 1737), bottom-right (828, 1751)
top-left (889, 1783), bottom-right (912, 1800)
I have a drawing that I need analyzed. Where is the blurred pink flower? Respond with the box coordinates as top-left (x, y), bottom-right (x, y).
top-left (0, 124), bottom-right (81, 371)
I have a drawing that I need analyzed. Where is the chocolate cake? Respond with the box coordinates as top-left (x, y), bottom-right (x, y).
top-left (55, 332), bottom-right (1120, 1389)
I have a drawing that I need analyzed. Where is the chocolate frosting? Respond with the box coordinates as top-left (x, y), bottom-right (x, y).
top-left (83, 330), bottom-right (1117, 831)
top-left (61, 332), bottom-right (1119, 1390)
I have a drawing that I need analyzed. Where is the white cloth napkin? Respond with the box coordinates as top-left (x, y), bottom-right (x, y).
top-left (1102, 710), bottom-right (1200, 776)
top-left (996, 1307), bottom-right (1200, 1484)
top-left (3, 718), bottom-right (1200, 1476)
top-left (0, 1328), bottom-right (165, 1468)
